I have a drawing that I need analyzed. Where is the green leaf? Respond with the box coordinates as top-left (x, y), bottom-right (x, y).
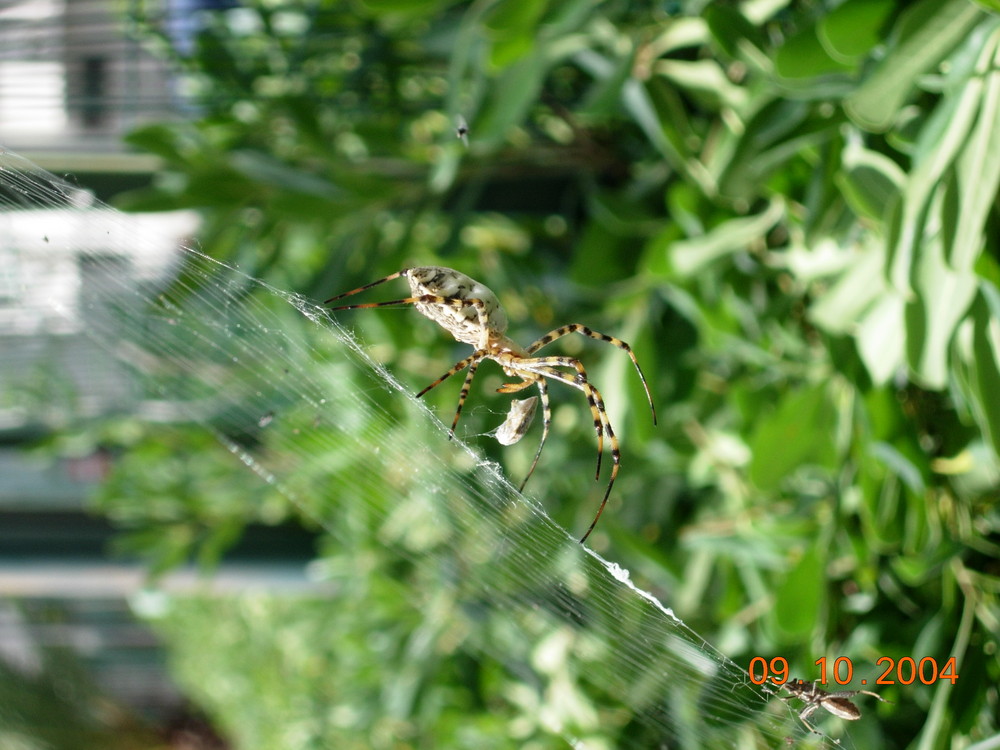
top-left (888, 64), bottom-right (986, 291)
top-left (570, 221), bottom-right (631, 285)
top-left (473, 52), bottom-right (547, 145)
top-left (844, 0), bottom-right (984, 131)
top-left (483, 0), bottom-right (549, 35)
top-left (578, 48), bottom-right (636, 118)
top-left (702, 4), bottom-right (765, 61)
top-left (655, 59), bottom-right (746, 111)
top-left (714, 101), bottom-right (839, 198)
top-left (938, 165), bottom-right (961, 266)
top-left (748, 384), bottom-right (839, 492)
top-left (481, 0), bottom-right (551, 68)
top-left (353, 0), bottom-right (454, 17)
top-left (967, 284), bottom-right (1000, 457)
top-left (774, 23), bottom-right (853, 80)
top-left (670, 198), bottom-right (784, 277)
top-left (773, 545), bottom-right (823, 639)
top-left (970, 0), bottom-right (1000, 13)
top-left (808, 241), bottom-right (886, 335)
top-left (124, 123), bottom-right (194, 164)
top-left (619, 77), bottom-right (700, 185)
top-left (868, 441), bottom-right (926, 493)
top-left (837, 141), bottom-right (905, 222)
top-left (855, 294), bottom-right (906, 387)
top-left (228, 151), bottom-right (342, 199)
top-left (819, 0), bottom-right (895, 63)
top-left (113, 186), bottom-right (185, 213)
top-left (904, 237), bottom-right (978, 389)
top-left (488, 33), bottom-right (536, 69)
top-left (950, 28), bottom-right (1000, 271)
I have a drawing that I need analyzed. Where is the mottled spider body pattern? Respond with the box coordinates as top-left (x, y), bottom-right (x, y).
top-left (326, 266), bottom-right (656, 543)
top-left (404, 266), bottom-right (510, 347)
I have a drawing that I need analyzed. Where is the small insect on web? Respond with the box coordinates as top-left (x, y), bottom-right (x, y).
top-left (495, 397), bottom-right (538, 447)
top-left (455, 115), bottom-right (469, 147)
top-left (324, 266), bottom-right (657, 543)
top-left (780, 678), bottom-right (892, 738)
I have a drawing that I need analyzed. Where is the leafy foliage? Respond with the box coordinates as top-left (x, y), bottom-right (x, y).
top-left (99, 0), bottom-right (1000, 747)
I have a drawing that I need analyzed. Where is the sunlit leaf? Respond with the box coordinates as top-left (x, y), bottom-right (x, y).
top-left (655, 59), bottom-right (746, 111)
top-left (950, 28), bottom-right (1000, 271)
top-left (855, 294), bottom-right (906, 386)
top-left (904, 237), bottom-right (978, 389)
top-left (844, 0), bottom-right (983, 131)
top-left (969, 0), bottom-right (1000, 12)
top-left (808, 242), bottom-right (885, 335)
top-left (489, 33), bottom-right (536, 69)
top-left (774, 23), bottom-right (853, 80)
top-left (939, 166), bottom-right (961, 266)
top-left (670, 198), bottom-right (784, 277)
top-left (887, 64), bottom-right (985, 291)
top-left (837, 141), bottom-right (905, 222)
top-left (819, 0), bottom-right (895, 63)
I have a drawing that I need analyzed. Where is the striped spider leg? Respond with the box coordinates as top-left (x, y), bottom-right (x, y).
top-left (505, 359), bottom-right (622, 542)
top-left (526, 324), bottom-right (657, 427)
top-left (414, 354), bottom-right (553, 493)
top-left (417, 351), bottom-right (614, 542)
top-left (414, 351), bottom-right (486, 436)
top-left (325, 266), bottom-right (656, 543)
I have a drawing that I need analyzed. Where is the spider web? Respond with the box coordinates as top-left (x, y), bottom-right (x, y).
top-left (0, 147), bottom-right (843, 749)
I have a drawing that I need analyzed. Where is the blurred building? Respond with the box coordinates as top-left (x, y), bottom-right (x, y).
top-left (0, 203), bottom-right (204, 730)
top-left (0, 0), bottom-right (178, 172)
top-left (0, 1), bottom-right (316, 739)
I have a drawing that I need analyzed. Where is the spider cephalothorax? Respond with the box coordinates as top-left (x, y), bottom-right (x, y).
top-left (326, 266), bottom-right (656, 543)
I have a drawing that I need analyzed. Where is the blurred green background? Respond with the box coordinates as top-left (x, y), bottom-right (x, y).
top-left (5, 0), bottom-right (1000, 748)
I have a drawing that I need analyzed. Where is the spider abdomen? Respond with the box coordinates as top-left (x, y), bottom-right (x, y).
top-left (406, 266), bottom-right (508, 346)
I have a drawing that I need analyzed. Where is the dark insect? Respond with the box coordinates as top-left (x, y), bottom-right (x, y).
top-left (455, 115), bottom-right (469, 146)
top-left (781, 678), bottom-right (891, 736)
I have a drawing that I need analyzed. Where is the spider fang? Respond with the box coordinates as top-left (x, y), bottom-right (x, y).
top-left (325, 266), bottom-right (657, 543)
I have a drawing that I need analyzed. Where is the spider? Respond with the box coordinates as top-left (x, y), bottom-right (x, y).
top-left (325, 266), bottom-right (657, 543)
top-left (780, 678), bottom-right (891, 736)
